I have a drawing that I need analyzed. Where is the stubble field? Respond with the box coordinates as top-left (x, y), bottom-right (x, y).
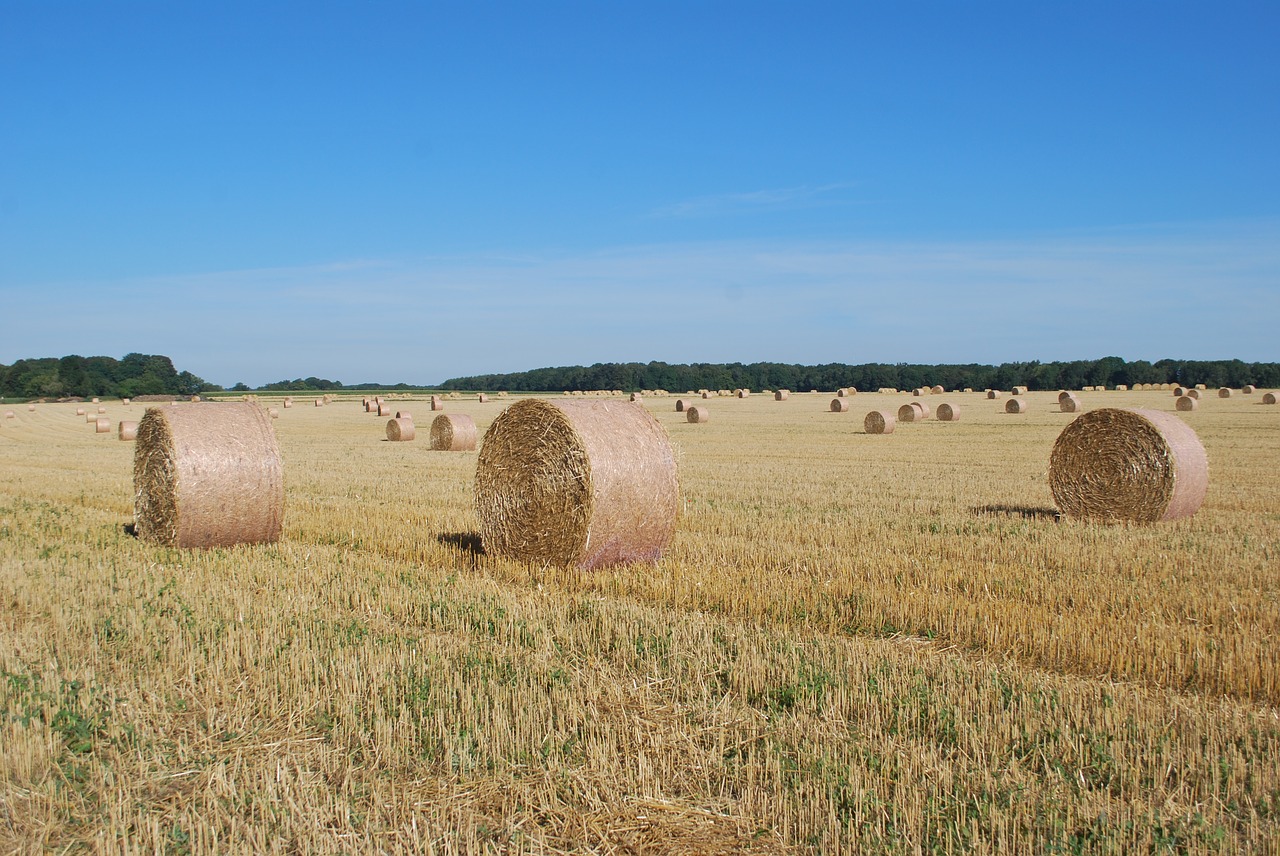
top-left (1, 388), bottom-right (1277, 853)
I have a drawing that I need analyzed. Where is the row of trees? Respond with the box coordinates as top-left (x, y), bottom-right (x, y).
top-left (441, 358), bottom-right (1280, 393)
top-left (0, 354), bottom-right (216, 399)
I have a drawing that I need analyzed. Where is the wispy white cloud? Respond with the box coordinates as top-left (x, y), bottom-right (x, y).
top-left (648, 182), bottom-right (861, 219)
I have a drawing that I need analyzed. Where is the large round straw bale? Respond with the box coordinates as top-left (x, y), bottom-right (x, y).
top-left (831, 398), bottom-right (850, 412)
top-left (915, 401), bottom-right (931, 419)
top-left (1243, 385), bottom-right (1255, 394)
top-left (686, 406), bottom-right (710, 423)
top-left (1262, 392), bottom-right (1277, 404)
top-left (931, 385), bottom-right (944, 394)
top-left (474, 399), bottom-right (678, 570)
top-left (76, 407), bottom-right (86, 416)
top-left (1049, 407), bottom-right (1208, 523)
top-left (118, 421), bottom-right (138, 441)
top-left (430, 413), bottom-right (477, 450)
top-left (133, 403), bottom-right (283, 548)
top-left (937, 403), bottom-right (960, 421)
top-left (912, 388), bottom-right (924, 397)
top-left (701, 391), bottom-right (712, 399)
top-left (87, 413), bottom-right (99, 423)
top-left (1187, 388), bottom-right (1202, 400)
top-left (864, 410), bottom-right (895, 434)
top-left (1060, 395), bottom-right (1080, 413)
top-left (387, 417), bottom-right (416, 441)
top-left (897, 403), bottom-right (920, 423)
top-left (987, 390), bottom-right (1003, 399)
top-left (736, 389), bottom-right (749, 398)
top-left (394, 410), bottom-right (413, 421)
top-left (775, 390), bottom-right (790, 401)
top-left (1175, 395), bottom-right (1198, 412)
top-left (1006, 398), bottom-right (1029, 413)
top-left (1218, 387), bottom-right (1232, 398)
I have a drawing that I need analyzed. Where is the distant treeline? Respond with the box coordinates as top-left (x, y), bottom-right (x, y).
top-left (0, 354), bottom-right (215, 399)
top-left (440, 358), bottom-right (1280, 393)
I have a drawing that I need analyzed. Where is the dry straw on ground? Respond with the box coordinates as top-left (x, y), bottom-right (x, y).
top-left (830, 398), bottom-right (849, 413)
top-left (133, 403), bottom-right (284, 548)
top-left (1176, 396), bottom-right (1199, 412)
top-left (1006, 398), bottom-right (1029, 414)
top-left (474, 398), bottom-right (678, 570)
top-left (1049, 407), bottom-right (1209, 523)
top-left (118, 421), bottom-right (138, 441)
top-left (686, 406), bottom-right (709, 423)
top-left (386, 418), bottom-right (416, 441)
top-left (936, 402), bottom-right (959, 421)
top-left (429, 414), bottom-right (477, 451)
top-left (864, 410), bottom-right (895, 434)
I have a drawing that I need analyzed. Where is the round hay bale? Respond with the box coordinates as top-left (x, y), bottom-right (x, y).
top-left (936, 402), bottom-right (959, 421)
top-left (1173, 387), bottom-right (1187, 396)
top-left (92, 397), bottom-right (100, 404)
top-left (87, 413), bottom-right (99, 423)
top-left (775, 390), bottom-right (790, 401)
top-left (429, 414), bottom-right (477, 451)
top-left (836, 388), bottom-right (847, 398)
top-left (1175, 395), bottom-right (1198, 412)
top-left (831, 398), bottom-right (850, 413)
top-left (76, 407), bottom-right (86, 416)
top-left (1261, 392), bottom-right (1277, 404)
top-left (701, 391), bottom-right (711, 399)
top-left (912, 388), bottom-right (924, 397)
top-left (3, 411), bottom-right (14, 419)
top-left (1049, 407), bottom-right (1208, 523)
top-left (97, 406), bottom-right (106, 414)
top-left (1218, 387), bottom-right (1232, 398)
top-left (133, 403), bottom-right (284, 548)
top-left (1012, 386), bottom-right (1028, 395)
top-left (387, 417), bottom-right (416, 441)
top-left (1187, 389), bottom-right (1202, 400)
top-left (931, 385), bottom-right (944, 395)
top-left (478, 393), bottom-right (489, 403)
top-left (474, 398), bottom-right (678, 570)
top-left (377, 403), bottom-right (393, 417)
top-left (1115, 384), bottom-right (1128, 391)
top-left (431, 395), bottom-right (445, 411)
top-left (914, 401), bottom-right (931, 419)
top-left (1195, 384), bottom-right (1207, 390)
top-left (1057, 391), bottom-right (1075, 404)
top-left (122, 398), bottom-right (131, 406)
top-left (963, 387), bottom-right (974, 393)
top-left (282, 399), bottom-right (293, 409)
top-left (987, 390), bottom-right (1003, 399)
top-left (314, 398), bottom-right (324, 407)
top-left (1006, 398), bottom-right (1029, 414)
top-left (675, 399), bottom-right (686, 412)
top-left (686, 406), bottom-right (710, 423)
top-left (897, 403), bottom-right (920, 423)
top-left (1243, 385), bottom-right (1255, 394)
top-left (736, 389), bottom-right (749, 398)
top-left (1060, 395), bottom-right (1081, 413)
top-left (631, 392), bottom-right (643, 402)
top-left (864, 410), bottom-right (895, 434)
top-left (118, 421), bottom-right (138, 441)
top-left (395, 410), bottom-right (413, 421)
top-left (27, 404), bottom-right (36, 411)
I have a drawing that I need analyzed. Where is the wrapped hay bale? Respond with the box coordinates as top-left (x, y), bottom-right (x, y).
top-left (987, 390), bottom-right (1003, 399)
top-left (1006, 398), bottom-right (1029, 413)
top-left (831, 398), bottom-right (850, 412)
top-left (686, 406), bottom-right (710, 423)
top-left (1176, 395), bottom-right (1198, 412)
top-left (675, 399), bottom-right (686, 412)
top-left (118, 421), bottom-right (138, 441)
top-left (387, 417), bottom-right (416, 441)
top-left (1060, 395), bottom-right (1081, 413)
top-left (936, 403), bottom-right (960, 421)
top-left (774, 390), bottom-right (790, 401)
top-left (864, 410), bottom-right (895, 434)
top-left (94, 417), bottom-right (111, 433)
top-left (963, 387), bottom-right (973, 393)
top-left (429, 414), bottom-right (477, 451)
top-left (475, 398), bottom-right (678, 570)
top-left (1218, 388), bottom-right (1233, 398)
top-left (1049, 407), bottom-right (1208, 523)
top-left (133, 403), bottom-right (284, 548)
top-left (1261, 392), bottom-right (1277, 405)
top-left (1195, 384), bottom-right (1207, 390)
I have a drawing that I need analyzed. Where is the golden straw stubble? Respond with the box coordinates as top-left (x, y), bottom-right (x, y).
top-left (1049, 407), bottom-right (1208, 523)
top-left (134, 403), bottom-right (284, 548)
top-left (474, 398), bottom-right (679, 570)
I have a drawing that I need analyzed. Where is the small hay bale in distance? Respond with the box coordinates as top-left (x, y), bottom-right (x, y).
top-left (377, 403), bottom-right (393, 417)
top-left (936, 402), bottom-right (960, 421)
top-left (736, 389), bottom-right (749, 398)
top-left (1173, 387), bottom-right (1187, 396)
top-left (1060, 395), bottom-right (1081, 413)
top-left (395, 410), bottom-right (413, 421)
top-left (314, 398), bottom-right (324, 407)
top-left (912, 388), bottom-right (924, 397)
top-left (631, 392), bottom-right (643, 402)
top-left (133, 402), bottom-right (284, 548)
top-left (1261, 392), bottom-right (1277, 404)
top-left (1049, 407), bottom-right (1208, 523)
top-left (429, 413), bottom-right (477, 451)
top-left (282, 398), bottom-right (293, 409)
top-left (1057, 391), bottom-right (1075, 405)
top-left (1012, 386), bottom-right (1028, 395)
top-left (831, 398), bottom-right (850, 413)
top-left (1243, 385), bottom-right (1255, 394)
top-left (118, 421), bottom-right (138, 441)
top-left (478, 393), bottom-right (489, 403)
top-left (27, 404), bottom-right (36, 412)
top-left (1006, 398), bottom-right (1029, 414)
top-left (1218, 387), bottom-right (1233, 398)
top-left (864, 410), bottom-right (895, 434)
top-left (686, 406), bottom-right (710, 423)
top-left (1187, 389), bottom-right (1202, 400)
top-left (86, 413), bottom-right (99, 423)
top-left (122, 398), bottom-right (131, 405)
top-left (774, 389), bottom-right (790, 401)
top-left (76, 407), bottom-right (86, 416)
top-left (914, 401), bottom-right (931, 419)
top-left (386, 417), bottom-right (416, 441)
top-left (97, 406), bottom-right (106, 414)
top-left (701, 391), bottom-right (711, 399)
top-left (431, 395), bottom-right (445, 411)
top-left (987, 390), bottom-right (1003, 399)
top-left (1176, 395), bottom-right (1199, 412)
top-left (474, 398), bottom-right (679, 570)
top-left (897, 403), bottom-right (921, 423)
top-left (931, 385), bottom-right (944, 394)
top-left (675, 399), bottom-right (686, 412)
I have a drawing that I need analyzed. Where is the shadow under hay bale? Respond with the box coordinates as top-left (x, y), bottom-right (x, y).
top-left (474, 398), bottom-right (678, 570)
top-left (430, 413), bottom-right (477, 450)
top-left (134, 402), bottom-right (284, 548)
top-left (1049, 407), bottom-right (1208, 523)
top-left (437, 531), bottom-right (485, 556)
top-left (973, 504), bottom-right (1060, 520)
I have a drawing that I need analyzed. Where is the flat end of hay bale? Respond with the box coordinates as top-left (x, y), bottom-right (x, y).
top-left (864, 410), bottom-right (895, 434)
top-left (936, 403), bottom-right (959, 421)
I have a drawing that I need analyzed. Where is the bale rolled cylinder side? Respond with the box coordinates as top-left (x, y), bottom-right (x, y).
top-left (387, 418), bottom-right (416, 441)
top-left (133, 403), bottom-right (284, 548)
top-left (1262, 392), bottom-right (1277, 404)
top-left (864, 410), bottom-right (895, 434)
top-left (118, 421), bottom-right (138, 441)
top-left (831, 398), bottom-right (849, 412)
top-left (429, 414), bottom-right (477, 450)
top-left (686, 406), bottom-right (709, 423)
top-left (937, 403), bottom-right (959, 421)
top-left (1176, 396), bottom-right (1198, 412)
top-left (474, 399), bottom-right (679, 570)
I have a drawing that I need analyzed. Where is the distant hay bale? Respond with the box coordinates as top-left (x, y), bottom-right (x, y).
top-left (1262, 392), bottom-right (1277, 404)
top-left (92, 397), bottom-right (100, 404)
top-left (831, 398), bottom-right (850, 412)
top-left (1012, 386), bottom-right (1028, 395)
top-left (386, 417), bottom-right (416, 442)
top-left (3, 411), bottom-right (14, 419)
top-left (431, 395), bottom-right (444, 411)
top-left (774, 390), bottom-right (790, 401)
top-left (675, 399), bottom-right (686, 412)
top-left (1060, 395), bottom-right (1081, 413)
top-left (686, 406), bottom-right (710, 423)
top-left (1187, 389), bottom-right (1202, 400)
top-left (631, 392), bottom-right (643, 402)
top-left (314, 398), bottom-right (324, 407)
top-left (1057, 391), bottom-right (1075, 404)
top-left (283, 399), bottom-right (293, 409)
top-left (76, 407), bottom-right (86, 416)
top-left (1006, 398), bottom-right (1029, 414)
top-left (1176, 395), bottom-right (1198, 412)
top-left (701, 391), bottom-right (711, 399)
top-left (474, 398), bottom-right (678, 570)
top-left (863, 410), bottom-right (895, 434)
top-left (897, 403), bottom-right (921, 422)
top-left (914, 401), bottom-right (931, 419)
top-left (118, 421), bottom-right (138, 441)
top-left (1195, 384), bottom-right (1207, 390)
top-left (1173, 387), bottom-right (1187, 397)
top-left (736, 389), bottom-right (749, 398)
top-left (377, 403), bottom-right (393, 417)
top-left (87, 413), bottom-right (98, 423)
top-left (963, 387), bottom-right (973, 393)
top-left (1243, 385), bottom-right (1255, 394)
top-left (122, 398), bottom-right (131, 405)
top-left (987, 390), bottom-right (1003, 399)
top-left (1218, 387), bottom-right (1232, 398)
top-left (913, 388), bottom-right (924, 397)
top-left (1115, 385), bottom-right (1128, 391)
top-left (429, 414), bottom-right (477, 451)
top-left (395, 410), bottom-right (413, 421)
top-left (96, 406), bottom-right (106, 414)
top-left (133, 403), bottom-right (284, 548)
top-left (936, 403), bottom-right (959, 421)
top-left (27, 404), bottom-right (36, 412)
top-left (1049, 407), bottom-right (1208, 523)
top-left (478, 393), bottom-right (489, 403)
top-left (836, 388), bottom-right (847, 397)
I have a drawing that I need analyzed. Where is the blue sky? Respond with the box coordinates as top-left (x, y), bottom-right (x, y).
top-left (2, 1), bottom-right (1276, 386)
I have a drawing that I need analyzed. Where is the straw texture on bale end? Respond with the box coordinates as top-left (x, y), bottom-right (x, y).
top-left (830, 398), bottom-right (850, 412)
top-left (1176, 395), bottom-right (1198, 412)
top-left (133, 403), bottom-right (284, 548)
top-left (987, 390), bottom-right (1003, 399)
top-left (1187, 389), bottom-right (1202, 400)
top-left (1262, 392), bottom-right (1277, 404)
top-left (936, 403), bottom-right (959, 421)
top-left (864, 410), bottom-right (895, 434)
top-left (118, 421), bottom-right (138, 441)
top-left (1006, 398), bottom-right (1029, 413)
top-left (1049, 407), bottom-right (1208, 523)
top-left (386, 418), bottom-right (416, 441)
top-left (775, 390), bottom-right (790, 401)
top-left (429, 414), bottom-right (477, 451)
top-left (674, 399), bottom-right (686, 412)
top-left (897, 403), bottom-right (921, 423)
top-left (1218, 388), bottom-right (1233, 398)
top-left (686, 406), bottom-right (709, 423)
top-left (474, 398), bottom-right (679, 570)
top-left (1060, 395), bottom-right (1081, 413)
top-left (1243, 385), bottom-right (1255, 394)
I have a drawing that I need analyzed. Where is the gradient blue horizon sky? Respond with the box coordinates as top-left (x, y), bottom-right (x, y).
top-left (2, 2), bottom-right (1276, 386)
